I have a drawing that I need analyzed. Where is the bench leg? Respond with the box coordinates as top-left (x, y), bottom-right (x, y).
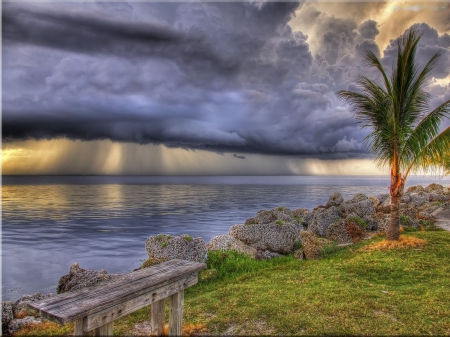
top-left (169, 290), bottom-right (184, 336)
top-left (94, 322), bottom-right (113, 336)
top-left (151, 298), bottom-right (165, 336)
top-left (74, 318), bottom-right (95, 336)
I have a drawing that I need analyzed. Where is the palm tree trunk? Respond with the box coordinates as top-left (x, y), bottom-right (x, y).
top-left (387, 171), bottom-right (404, 241)
top-left (387, 194), bottom-right (401, 240)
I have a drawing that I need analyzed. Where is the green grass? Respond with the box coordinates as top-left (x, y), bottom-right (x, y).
top-left (275, 220), bottom-right (284, 226)
top-left (14, 231), bottom-right (450, 336)
top-left (119, 232), bottom-right (450, 336)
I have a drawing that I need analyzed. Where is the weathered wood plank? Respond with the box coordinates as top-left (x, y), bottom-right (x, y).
top-left (29, 260), bottom-right (195, 309)
top-left (84, 273), bottom-right (197, 331)
top-left (169, 290), bottom-right (184, 336)
top-left (151, 299), bottom-right (165, 336)
top-left (94, 322), bottom-right (113, 336)
top-left (28, 260), bottom-right (206, 325)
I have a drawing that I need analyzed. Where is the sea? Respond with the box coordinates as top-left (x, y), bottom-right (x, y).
top-left (2, 175), bottom-right (449, 301)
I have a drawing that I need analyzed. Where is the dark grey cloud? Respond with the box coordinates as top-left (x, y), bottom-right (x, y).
top-left (358, 20), bottom-right (379, 40)
top-left (2, 2), bottom-right (449, 158)
top-left (382, 23), bottom-right (450, 80)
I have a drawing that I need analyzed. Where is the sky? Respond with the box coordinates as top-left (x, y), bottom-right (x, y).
top-left (2, 1), bottom-right (450, 175)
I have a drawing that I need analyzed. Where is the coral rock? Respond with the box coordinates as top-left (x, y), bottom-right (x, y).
top-left (207, 235), bottom-right (257, 258)
top-left (326, 220), bottom-right (353, 244)
top-left (300, 231), bottom-right (331, 260)
top-left (146, 234), bottom-right (207, 263)
top-left (309, 206), bottom-right (343, 237)
top-left (2, 301), bottom-right (14, 333)
top-left (229, 223), bottom-right (300, 254)
top-left (341, 199), bottom-right (376, 217)
top-left (326, 192), bottom-right (344, 208)
top-left (57, 263), bottom-right (121, 294)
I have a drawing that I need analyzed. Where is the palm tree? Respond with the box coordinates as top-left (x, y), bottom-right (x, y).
top-left (337, 28), bottom-right (450, 241)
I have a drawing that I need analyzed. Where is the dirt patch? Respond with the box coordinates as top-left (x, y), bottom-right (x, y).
top-left (364, 236), bottom-right (426, 251)
top-left (221, 320), bottom-right (275, 336)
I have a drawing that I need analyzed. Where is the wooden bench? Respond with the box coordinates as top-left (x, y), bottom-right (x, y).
top-left (28, 259), bottom-right (206, 336)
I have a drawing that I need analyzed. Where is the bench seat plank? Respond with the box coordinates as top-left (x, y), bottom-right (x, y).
top-left (84, 273), bottom-right (198, 331)
top-left (28, 259), bottom-right (206, 325)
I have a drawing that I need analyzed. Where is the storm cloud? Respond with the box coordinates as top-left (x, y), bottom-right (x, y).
top-left (3, 2), bottom-right (450, 159)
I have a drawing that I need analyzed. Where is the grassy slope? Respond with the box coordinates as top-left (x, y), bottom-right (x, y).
top-left (15, 231), bottom-right (450, 336)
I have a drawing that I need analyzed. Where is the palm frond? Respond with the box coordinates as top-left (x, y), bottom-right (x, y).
top-left (401, 100), bottom-right (450, 166)
top-left (405, 127), bottom-right (450, 177)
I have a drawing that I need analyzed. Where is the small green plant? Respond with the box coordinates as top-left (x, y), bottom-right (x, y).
top-left (294, 216), bottom-right (302, 223)
top-left (161, 241), bottom-right (168, 248)
top-left (400, 215), bottom-right (411, 226)
top-left (155, 234), bottom-right (164, 241)
top-left (277, 207), bottom-right (285, 211)
top-left (347, 216), bottom-right (367, 229)
top-left (419, 219), bottom-right (442, 231)
top-left (293, 241), bottom-right (303, 251)
top-left (275, 220), bottom-right (284, 226)
top-left (183, 235), bottom-right (193, 242)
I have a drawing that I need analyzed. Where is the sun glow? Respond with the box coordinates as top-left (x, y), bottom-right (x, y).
top-left (2, 139), bottom-right (386, 176)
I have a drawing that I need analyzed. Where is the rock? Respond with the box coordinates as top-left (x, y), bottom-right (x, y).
top-left (376, 194), bottom-right (389, 204)
top-left (326, 220), bottom-right (352, 244)
top-left (400, 206), bottom-right (420, 228)
top-left (302, 211), bottom-right (315, 227)
top-left (418, 203), bottom-right (441, 218)
top-left (410, 192), bottom-right (429, 206)
top-left (145, 234), bottom-right (207, 263)
top-left (229, 223), bottom-right (300, 254)
top-left (207, 235), bottom-right (258, 258)
top-left (431, 204), bottom-right (450, 218)
top-left (401, 194), bottom-right (412, 203)
top-left (425, 183), bottom-right (444, 193)
top-left (406, 185), bottom-right (424, 193)
top-left (255, 250), bottom-right (283, 260)
top-left (135, 257), bottom-right (169, 271)
top-left (293, 249), bottom-right (305, 260)
top-left (326, 192), bottom-right (344, 208)
top-left (309, 207), bottom-right (343, 237)
top-left (429, 193), bottom-right (449, 202)
top-left (351, 193), bottom-right (368, 203)
top-left (276, 207), bottom-right (293, 217)
top-left (292, 208), bottom-right (309, 219)
top-left (273, 211), bottom-right (298, 225)
top-left (244, 218), bottom-right (257, 225)
top-left (377, 197), bottom-right (391, 213)
top-left (341, 199), bottom-right (376, 217)
top-left (57, 263), bottom-right (121, 294)
top-left (254, 210), bottom-right (277, 224)
top-left (361, 215), bottom-right (379, 231)
top-left (346, 221), bottom-right (366, 242)
top-left (2, 301), bottom-right (14, 332)
top-left (8, 316), bottom-right (42, 334)
top-left (369, 196), bottom-right (380, 208)
top-left (253, 208), bottom-right (298, 225)
top-left (374, 213), bottom-right (391, 233)
top-left (13, 293), bottom-right (54, 318)
top-left (299, 231), bottom-right (331, 260)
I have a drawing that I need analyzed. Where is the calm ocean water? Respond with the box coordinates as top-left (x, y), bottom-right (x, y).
top-left (2, 175), bottom-right (449, 300)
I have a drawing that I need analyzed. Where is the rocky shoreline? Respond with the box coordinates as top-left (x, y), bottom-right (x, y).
top-left (3, 183), bottom-right (450, 335)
